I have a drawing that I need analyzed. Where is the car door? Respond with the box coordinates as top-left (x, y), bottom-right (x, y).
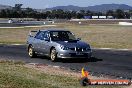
top-left (39, 31), bottom-right (51, 55)
top-left (34, 31), bottom-right (44, 53)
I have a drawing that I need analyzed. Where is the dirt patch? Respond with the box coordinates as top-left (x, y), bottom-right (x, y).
top-left (25, 63), bottom-right (116, 79)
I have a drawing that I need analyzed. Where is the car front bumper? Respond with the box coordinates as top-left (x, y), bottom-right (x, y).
top-left (57, 50), bottom-right (92, 59)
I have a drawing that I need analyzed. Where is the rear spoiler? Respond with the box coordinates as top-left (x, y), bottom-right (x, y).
top-left (28, 30), bottom-right (38, 37)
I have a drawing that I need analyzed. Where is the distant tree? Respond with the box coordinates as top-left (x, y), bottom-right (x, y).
top-left (1, 4), bottom-right (131, 19)
top-left (0, 9), bottom-right (7, 18)
top-left (51, 10), bottom-right (57, 19)
top-left (12, 11), bottom-right (20, 18)
top-left (106, 10), bottom-right (114, 16)
top-left (46, 11), bottom-right (52, 19)
top-left (76, 10), bottom-right (85, 19)
top-left (115, 9), bottom-right (125, 19)
top-left (19, 11), bottom-right (26, 18)
top-left (25, 7), bottom-right (34, 12)
top-left (25, 7), bottom-right (36, 18)
top-left (124, 12), bottom-right (130, 19)
top-left (35, 13), bottom-right (41, 20)
top-left (5, 9), bottom-right (11, 18)
top-left (64, 11), bottom-right (72, 19)
top-left (86, 10), bottom-right (92, 16)
top-left (71, 11), bottom-right (77, 18)
top-left (80, 10), bottom-right (85, 15)
top-left (56, 9), bottom-right (64, 19)
top-left (77, 13), bottom-right (83, 19)
top-left (129, 10), bottom-right (132, 19)
top-left (14, 4), bottom-right (23, 11)
top-left (92, 12), bottom-right (98, 16)
top-left (7, 4), bottom-right (24, 18)
top-left (98, 12), bottom-right (103, 16)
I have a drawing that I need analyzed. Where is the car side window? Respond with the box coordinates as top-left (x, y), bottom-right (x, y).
top-left (43, 32), bottom-right (49, 39)
top-left (35, 31), bottom-right (44, 40)
top-left (35, 31), bottom-right (40, 38)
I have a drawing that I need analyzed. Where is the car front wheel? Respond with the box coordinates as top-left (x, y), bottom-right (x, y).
top-left (50, 48), bottom-right (57, 62)
top-left (28, 46), bottom-right (36, 58)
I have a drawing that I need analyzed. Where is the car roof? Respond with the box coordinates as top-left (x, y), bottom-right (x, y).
top-left (39, 28), bottom-right (70, 32)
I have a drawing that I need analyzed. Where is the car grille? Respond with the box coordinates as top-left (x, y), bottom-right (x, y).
top-left (69, 47), bottom-right (90, 52)
top-left (76, 47), bottom-right (83, 52)
top-left (70, 53), bottom-right (88, 57)
top-left (70, 48), bottom-right (75, 50)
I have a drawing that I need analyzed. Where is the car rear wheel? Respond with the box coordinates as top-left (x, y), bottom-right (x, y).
top-left (50, 48), bottom-right (57, 62)
top-left (28, 46), bottom-right (36, 58)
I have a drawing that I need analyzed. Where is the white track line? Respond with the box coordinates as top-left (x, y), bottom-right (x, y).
top-left (24, 25), bottom-right (56, 27)
top-left (0, 25), bottom-right (56, 28)
top-left (94, 48), bottom-right (132, 51)
top-left (0, 43), bottom-right (25, 46)
top-left (11, 44), bottom-right (25, 46)
top-left (0, 27), bottom-right (25, 28)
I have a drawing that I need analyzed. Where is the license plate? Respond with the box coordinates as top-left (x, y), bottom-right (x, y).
top-left (76, 52), bottom-right (83, 55)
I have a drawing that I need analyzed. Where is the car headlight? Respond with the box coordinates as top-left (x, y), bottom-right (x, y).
top-left (60, 45), bottom-right (69, 50)
top-left (85, 45), bottom-right (91, 51)
top-left (86, 47), bottom-right (91, 51)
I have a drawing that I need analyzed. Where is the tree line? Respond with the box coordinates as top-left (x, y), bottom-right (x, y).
top-left (0, 4), bottom-right (132, 19)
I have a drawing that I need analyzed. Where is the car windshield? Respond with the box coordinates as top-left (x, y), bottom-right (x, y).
top-left (50, 31), bottom-right (76, 41)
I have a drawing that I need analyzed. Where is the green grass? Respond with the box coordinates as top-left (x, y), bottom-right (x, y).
top-left (0, 23), bottom-right (132, 49)
top-left (65, 24), bottom-right (132, 49)
top-left (0, 60), bottom-right (122, 88)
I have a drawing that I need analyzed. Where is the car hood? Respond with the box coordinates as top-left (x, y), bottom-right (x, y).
top-left (55, 41), bottom-right (90, 48)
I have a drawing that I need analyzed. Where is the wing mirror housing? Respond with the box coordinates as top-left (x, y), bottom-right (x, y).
top-left (29, 35), bottom-right (33, 37)
top-left (77, 38), bottom-right (81, 41)
top-left (44, 38), bottom-right (50, 41)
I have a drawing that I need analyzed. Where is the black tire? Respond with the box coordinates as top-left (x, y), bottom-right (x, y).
top-left (128, 81), bottom-right (132, 86)
top-left (80, 77), bottom-right (90, 86)
top-left (50, 48), bottom-right (57, 62)
top-left (28, 45), bottom-right (37, 58)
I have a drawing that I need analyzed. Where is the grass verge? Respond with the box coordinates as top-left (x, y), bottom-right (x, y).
top-left (0, 60), bottom-right (122, 88)
top-left (0, 23), bottom-right (132, 49)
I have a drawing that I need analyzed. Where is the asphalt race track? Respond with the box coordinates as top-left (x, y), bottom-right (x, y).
top-left (0, 44), bottom-right (132, 79)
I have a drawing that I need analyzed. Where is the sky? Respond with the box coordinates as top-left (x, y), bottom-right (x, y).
top-left (0, 0), bottom-right (132, 9)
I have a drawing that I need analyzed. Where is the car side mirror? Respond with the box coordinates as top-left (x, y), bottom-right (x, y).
top-left (29, 35), bottom-right (33, 37)
top-left (44, 38), bottom-right (50, 41)
top-left (77, 38), bottom-right (81, 41)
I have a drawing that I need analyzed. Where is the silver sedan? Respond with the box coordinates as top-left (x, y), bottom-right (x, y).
top-left (27, 29), bottom-right (92, 62)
